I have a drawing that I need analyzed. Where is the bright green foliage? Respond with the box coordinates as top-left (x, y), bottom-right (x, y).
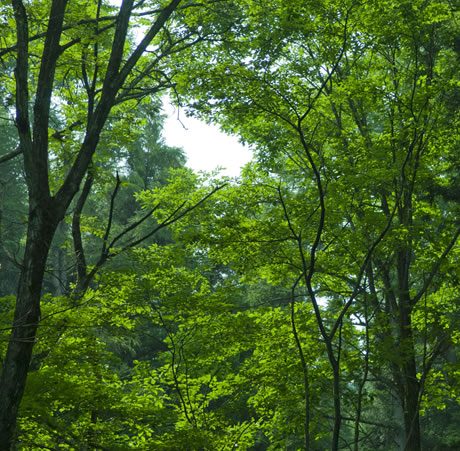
top-left (167, 0), bottom-right (460, 448)
top-left (1, 0), bottom-right (459, 449)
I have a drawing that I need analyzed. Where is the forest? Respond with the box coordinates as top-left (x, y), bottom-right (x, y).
top-left (0, 0), bottom-right (459, 449)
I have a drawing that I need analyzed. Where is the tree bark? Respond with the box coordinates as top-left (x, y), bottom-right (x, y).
top-left (0, 200), bottom-right (58, 446)
top-left (401, 328), bottom-right (421, 451)
top-left (399, 296), bottom-right (421, 450)
top-left (397, 244), bottom-right (421, 451)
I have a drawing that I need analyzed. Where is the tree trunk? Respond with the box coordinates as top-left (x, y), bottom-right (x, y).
top-left (52, 221), bottom-right (68, 295)
top-left (331, 360), bottom-right (341, 451)
top-left (397, 248), bottom-right (421, 451)
top-left (0, 202), bottom-right (57, 447)
top-left (400, 303), bottom-right (421, 451)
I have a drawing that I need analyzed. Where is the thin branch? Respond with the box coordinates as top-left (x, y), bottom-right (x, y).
top-left (72, 172), bottom-right (94, 283)
top-left (152, 303), bottom-right (194, 425)
top-left (82, 184), bottom-right (225, 289)
top-left (290, 274), bottom-right (311, 450)
top-left (0, 148), bottom-right (22, 165)
top-left (412, 227), bottom-right (460, 305)
top-left (329, 122), bottom-right (420, 340)
top-left (119, 184), bottom-right (225, 253)
top-left (101, 172), bottom-right (121, 257)
top-left (329, 201), bottom-right (397, 340)
top-left (298, 6), bottom-right (351, 124)
top-left (110, 204), bottom-right (161, 251)
top-left (0, 15), bottom-right (116, 58)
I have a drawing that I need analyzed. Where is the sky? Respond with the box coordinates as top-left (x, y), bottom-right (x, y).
top-left (161, 100), bottom-right (252, 177)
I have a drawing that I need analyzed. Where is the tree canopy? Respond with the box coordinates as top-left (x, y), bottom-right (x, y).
top-left (0, 0), bottom-right (459, 449)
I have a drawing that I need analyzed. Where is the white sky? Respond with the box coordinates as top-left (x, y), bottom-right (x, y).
top-left (162, 99), bottom-right (252, 177)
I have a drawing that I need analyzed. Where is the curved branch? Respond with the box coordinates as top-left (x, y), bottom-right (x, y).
top-left (72, 172), bottom-right (94, 284)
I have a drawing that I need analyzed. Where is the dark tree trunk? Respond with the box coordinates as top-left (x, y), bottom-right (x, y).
top-left (397, 246), bottom-right (421, 451)
top-left (400, 301), bottom-right (421, 451)
top-left (0, 200), bottom-right (58, 446)
top-left (331, 359), bottom-right (341, 451)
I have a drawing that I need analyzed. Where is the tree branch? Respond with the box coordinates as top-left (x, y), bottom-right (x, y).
top-left (0, 15), bottom-right (116, 58)
top-left (32, 0), bottom-right (69, 196)
top-left (72, 173), bottom-right (94, 284)
top-left (55, 0), bottom-right (182, 213)
top-left (107, 204), bottom-right (161, 251)
top-left (0, 148), bottom-right (22, 165)
top-left (116, 0), bottom-right (182, 87)
top-left (412, 227), bottom-right (460, 305)
top-left (11, 0), bottom-right (33, 178)
top-left (83, 184), bottom-right (225, 291)
top-left (100, 172), bottom-right (121, 258)
top-left (118, 184), bottom-right (225, 253)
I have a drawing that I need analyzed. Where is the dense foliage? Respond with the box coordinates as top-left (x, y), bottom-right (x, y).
top-left (0, 0), bottom-right (459, 449)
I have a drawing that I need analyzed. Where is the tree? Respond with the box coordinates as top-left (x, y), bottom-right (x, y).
top-left (0, 0), bottom-right (235, 445)
top-left (171, 0), bottom-right (460, 448)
